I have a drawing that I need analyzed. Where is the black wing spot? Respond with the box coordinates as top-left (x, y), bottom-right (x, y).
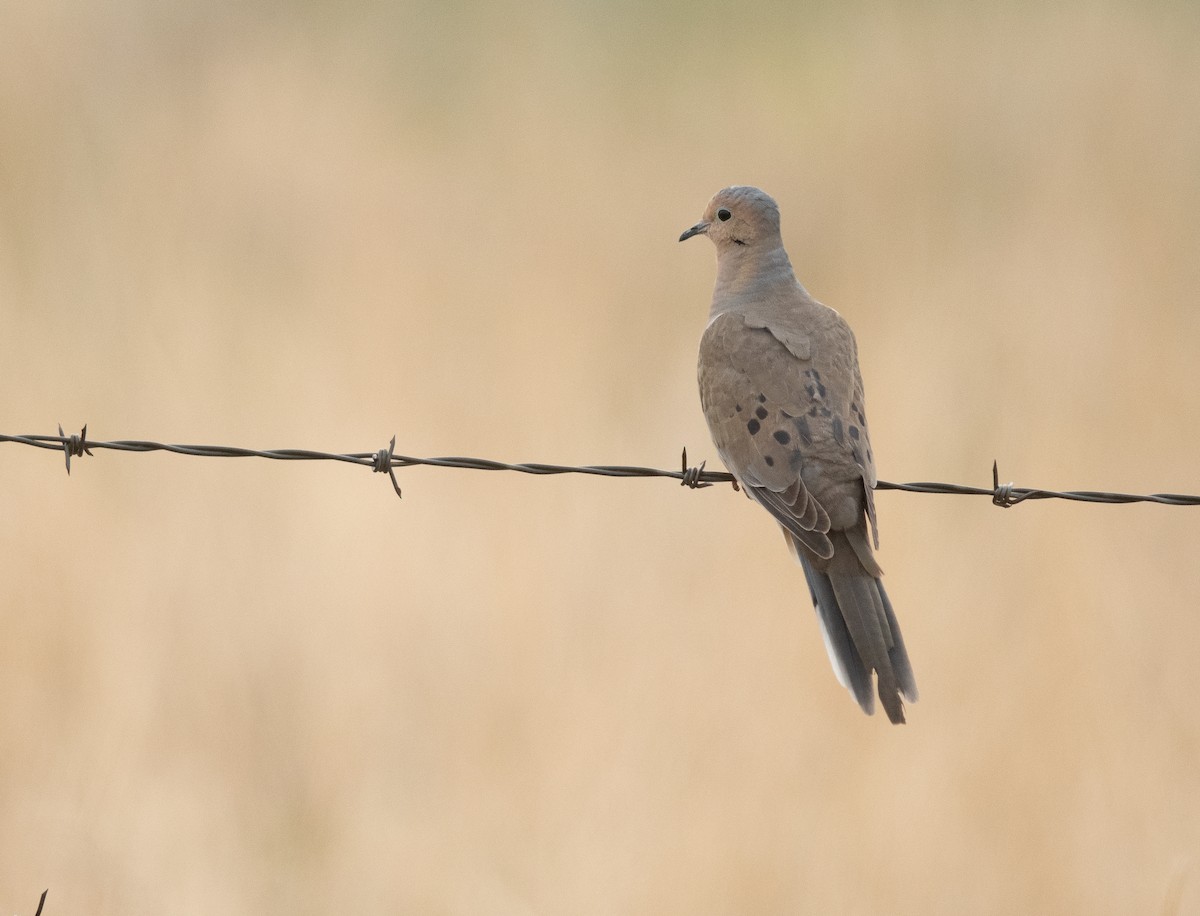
top-left (747, 418), bottom-right (761, 435)
top-left (773, 430), bottom-right (791, 445)
top-left (755, 405), bottom-right (768, 420)
top-left (831, 416), bottom-right (844, 444)
top-left (764, 455), bottom-right (775, 467)
top-left (849, 425), bottom-right (860, 440)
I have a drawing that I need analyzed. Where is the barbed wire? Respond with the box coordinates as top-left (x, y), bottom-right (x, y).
top-left (3, 427), bottom-right (1199, 509)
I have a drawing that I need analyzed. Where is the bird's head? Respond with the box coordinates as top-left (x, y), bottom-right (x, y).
top-left (679, 186), bottom-right (782, 251)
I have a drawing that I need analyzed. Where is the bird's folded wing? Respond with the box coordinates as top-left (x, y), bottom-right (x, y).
top-left (698, 310), bottom-right (876, 557)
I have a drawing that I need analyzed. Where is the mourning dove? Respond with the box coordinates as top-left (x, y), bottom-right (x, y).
top-left (680, 186), bottom-right (917, 723)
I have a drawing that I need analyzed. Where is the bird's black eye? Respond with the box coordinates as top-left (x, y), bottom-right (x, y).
top-left (717, 208), bottom-right (732, 221)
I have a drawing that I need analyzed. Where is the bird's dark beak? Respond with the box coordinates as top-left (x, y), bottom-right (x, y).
top-left (678, 221), bottom-right (709, 242)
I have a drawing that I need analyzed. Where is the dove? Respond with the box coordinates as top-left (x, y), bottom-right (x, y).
top-left (680, 186), bottom-right (917, 723)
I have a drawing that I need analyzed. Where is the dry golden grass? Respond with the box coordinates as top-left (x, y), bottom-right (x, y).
top-left (3, 2), bottom-right (1200, 913)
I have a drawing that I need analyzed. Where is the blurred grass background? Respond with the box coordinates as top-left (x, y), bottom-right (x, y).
top-left (3, 1), bottom-right (1200, 913)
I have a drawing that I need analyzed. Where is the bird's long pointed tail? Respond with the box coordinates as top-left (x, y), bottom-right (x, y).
top-left (787, 529), bottom-right (917, 724)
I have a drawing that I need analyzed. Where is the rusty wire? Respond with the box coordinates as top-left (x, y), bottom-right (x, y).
top-left (3, 427), bottom-right (1199, 508)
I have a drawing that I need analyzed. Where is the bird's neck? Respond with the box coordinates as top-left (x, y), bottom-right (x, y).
top-left (710, 244), bottom-right (803, 320)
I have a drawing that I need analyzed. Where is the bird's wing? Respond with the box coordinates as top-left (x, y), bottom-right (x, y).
top-left (699, 309), bottom-right (877, 558)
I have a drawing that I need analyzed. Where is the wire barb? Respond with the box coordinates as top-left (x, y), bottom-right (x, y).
top-left (58, 423), bottom-right (91, 475)
top-left (373, 436), bottom-right (403, 499)
top-left (991, 460), bottom-right (1028, 508)
top-left (680, 447), bottom-right (715, 489)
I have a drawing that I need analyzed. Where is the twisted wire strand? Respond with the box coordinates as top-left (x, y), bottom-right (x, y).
top-left (3, 429), bottom-right (1198, 507)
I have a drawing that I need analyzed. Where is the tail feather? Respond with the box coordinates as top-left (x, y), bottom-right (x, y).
top-left (829, 572), bottom-right (905, 724)
top-left (796, 545), bottom-right (875, 714)
top-left (786, 527), bottom-right (916, 724)
top-left (878, 580), bottom-right (918, 701)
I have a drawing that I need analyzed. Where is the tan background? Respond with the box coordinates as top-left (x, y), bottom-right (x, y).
top-left (3, 2), bottom-right (1200, 913)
